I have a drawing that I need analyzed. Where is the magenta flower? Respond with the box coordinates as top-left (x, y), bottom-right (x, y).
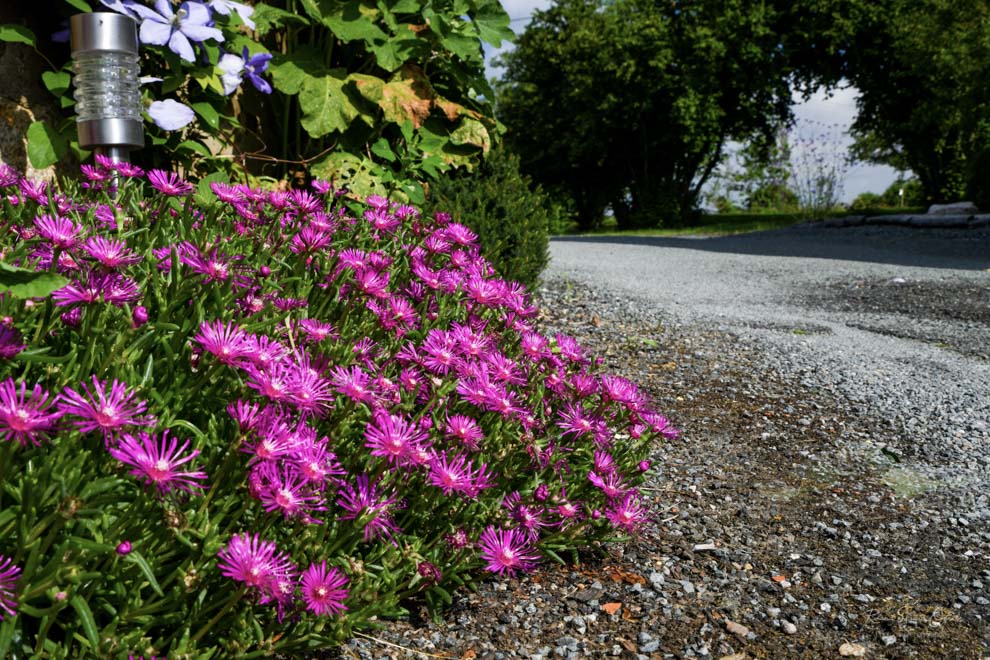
top-left (147, 169), bottom-right (194, 196)
top-left (478, 526), bottom-right (539, 577)
top-left (0, 555), bottom-right (21, 621)
top-left (330, 365), bottom-right (375, 405)
top-left (252, 462), bottom-right (325, 523)
top-left (34, 214), bottom-right (84, 250)
top-left (52, 272), bottom-right (141, 308)
top-left (427, 450), bottom-right (494, 498)
top-left (300, 561), bottom-right (349, 616)
top-left (336, 475), bottom-right (402, 542)
top-left (606, 492), bottom-right (650, 533)
top-left (193, 320), bottom-right (253, 366)
top-left (109, 430), bottom-right (207, 495)
top-left (0, 325), bottom-right (25, 360)
top-left (0, 379), bottom-right (60, 447)
top-left (116, 541), bottom-right (133, 555)
top-left (82, 236), bottom-right (142, 269)
top-left (444, 414), bottom-right (483, 451)
top-left (58, 376), bottom-right (155, 438)
top-left (217, 532), bottom-right (280, 590)
top-left (364, 409), bottom-right (429, 467)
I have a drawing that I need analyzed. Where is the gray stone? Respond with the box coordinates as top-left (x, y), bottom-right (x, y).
top-left (928, 201), bottom-right (979, 215)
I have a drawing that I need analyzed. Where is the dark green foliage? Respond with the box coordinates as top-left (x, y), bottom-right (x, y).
top-left (966, 148), bottom-right (990, 210)
top-left (425, 149), bottom-right (557, 289)
top-left (881, 177), bottom-right (926, 207)
top-left (846, 0), bottom-right (990, 204)
top-left (747, 182), bottom-right (799, 212)
top-left (849, 192), bottom-right (885, 211)
top-left (495, 0), bottom-right (860, 230)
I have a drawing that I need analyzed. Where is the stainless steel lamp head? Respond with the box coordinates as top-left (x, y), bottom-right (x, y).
top-left (70, 12), bottom-right (143, 163)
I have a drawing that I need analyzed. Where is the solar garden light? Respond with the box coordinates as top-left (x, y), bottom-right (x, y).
top-left (70, 12), bottom-right (143, 164)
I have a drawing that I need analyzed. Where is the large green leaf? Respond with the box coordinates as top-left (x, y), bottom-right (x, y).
top-left (0, 262), bottom-right (69, 299)
top-left (0, 24), bottom-right (35, 47)
top-left (299, 69), bottom-right (362, 137)
top-left (270, 47), bottom-right (325, 95)
top-left (322, 0), bottom-right (388, 43)
top-left (272, 49), bottom-right (365, 138)
top-left (26, 121), bottom-right (67, 170)
top-left (471, 0), bottom-right (514, 48)
top-left (252, 3), bottom-right (309, 35)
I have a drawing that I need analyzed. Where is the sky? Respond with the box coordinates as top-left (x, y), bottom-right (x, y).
top-left (484, 1), bottom-right (902, 204)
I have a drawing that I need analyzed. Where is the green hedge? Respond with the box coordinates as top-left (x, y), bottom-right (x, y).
top-left (425, 149), bottom-right (564, 290)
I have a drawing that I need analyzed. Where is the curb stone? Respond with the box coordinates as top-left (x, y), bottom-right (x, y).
top-left (800, 214), bottom-right (990, 230)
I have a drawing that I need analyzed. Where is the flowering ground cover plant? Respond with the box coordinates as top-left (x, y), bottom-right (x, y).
top-left (0, 160), bottom-right (677, 657)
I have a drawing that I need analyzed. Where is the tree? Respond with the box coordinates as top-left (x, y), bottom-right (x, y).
top-left (846, 0), bottom-right (990, 204)
top-left (495, 0), bottom-right (858, 229)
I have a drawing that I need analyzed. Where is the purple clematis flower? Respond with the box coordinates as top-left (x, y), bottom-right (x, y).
top-left (208, 0), bottom-right (256, 30)
top-left (218, 47), bottom-right (273, 95)
top-left (148, 99), bottom-right (196, 130)
top-left (130, 0), bottom-right (224, 63)
top-left (100, 0), bottom-right (141, 19)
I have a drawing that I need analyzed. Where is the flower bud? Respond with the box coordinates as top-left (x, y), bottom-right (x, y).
top-left (132, 306), bottom-right (148, 328)
top-left (116, 541), bottom-right (132, 556)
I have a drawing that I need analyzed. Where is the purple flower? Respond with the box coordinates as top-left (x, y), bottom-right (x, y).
top-left (58, 376), bottom-right (155, 439)
top-left (130, 0), bottom-right (224, 62)
top-left (109, 430), bottom-right (208, 495)
top-left (147, 170), bottom-right (194, 196)
top-left (52, 272), bottom-right (141, 308)
top-left (300, 561), bottom-right (348, 616)
top-left (148, 99), bottom-right (196, 131)
top-left (0, 379), bottom-right (61, 447)
top-left (208, 0), bottom-right (255, 29)
top-left (605, 492), bottom-right (650, 533)
top-left (218, 47), bottom-right (272, 95)
top-left (336, 475), bottom-right (402, 542)
top-left (116, 541), bottom-right (133, 555)
top-left (478, 526), bottom-right (539, 577)
top-left (0, 325), bottom-right (25, 360)
top-left (0, 555), bottom-right (20, 621)
top-left (217, 532), bottom-right (281, 590)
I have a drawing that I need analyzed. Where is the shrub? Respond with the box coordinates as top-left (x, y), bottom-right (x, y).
top-left (965, 148), bottom-right (990, 211)
top-left (849, 191), bottom-right (885, 211)
top-left (424, 149), bottom-right (558, 290)
top-left (881, 177), bottom-right (925, 208)
top-left (0, 160), bottom-right (674, 657)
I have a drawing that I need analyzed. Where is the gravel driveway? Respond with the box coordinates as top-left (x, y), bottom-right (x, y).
top-left (336, 225), bottom-right (990, 659)
top-left (550, 225), bottom-right (990, 505)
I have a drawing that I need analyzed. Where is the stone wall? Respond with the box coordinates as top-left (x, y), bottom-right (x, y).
top-left (0, 0), bottom-right (76, 180)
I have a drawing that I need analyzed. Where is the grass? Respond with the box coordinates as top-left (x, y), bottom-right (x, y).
top-left (558, 207), bottom-right (928, 238)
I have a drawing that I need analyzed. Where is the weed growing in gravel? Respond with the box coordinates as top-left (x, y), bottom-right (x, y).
top-left (0, 161), bottom-right (677, 656)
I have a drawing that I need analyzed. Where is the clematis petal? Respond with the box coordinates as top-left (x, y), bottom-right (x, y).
top-left (140, 19), bottom-right (173, 46)
top-left (148, 100), bottom-right (195, 131)
top-left (180, 23), bottom-right (225, 44)
top-left (101, 0), bottom-right (141, 19)
top-left (218, 53), bottom-right (245, 76)
top-left (221, 72), bottom-right (242, 96)
top-left (168, 30), bottom-right (196, 62)
top-left (247, 73), bottom-right (272, 94)
top-left (153, 0), bottom-right (174, 19)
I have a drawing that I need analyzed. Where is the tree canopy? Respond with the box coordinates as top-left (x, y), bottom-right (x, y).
top-left (495, 0), bottom-right (860, 228)
top-left (845, 0), bottom-right (990, 204)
